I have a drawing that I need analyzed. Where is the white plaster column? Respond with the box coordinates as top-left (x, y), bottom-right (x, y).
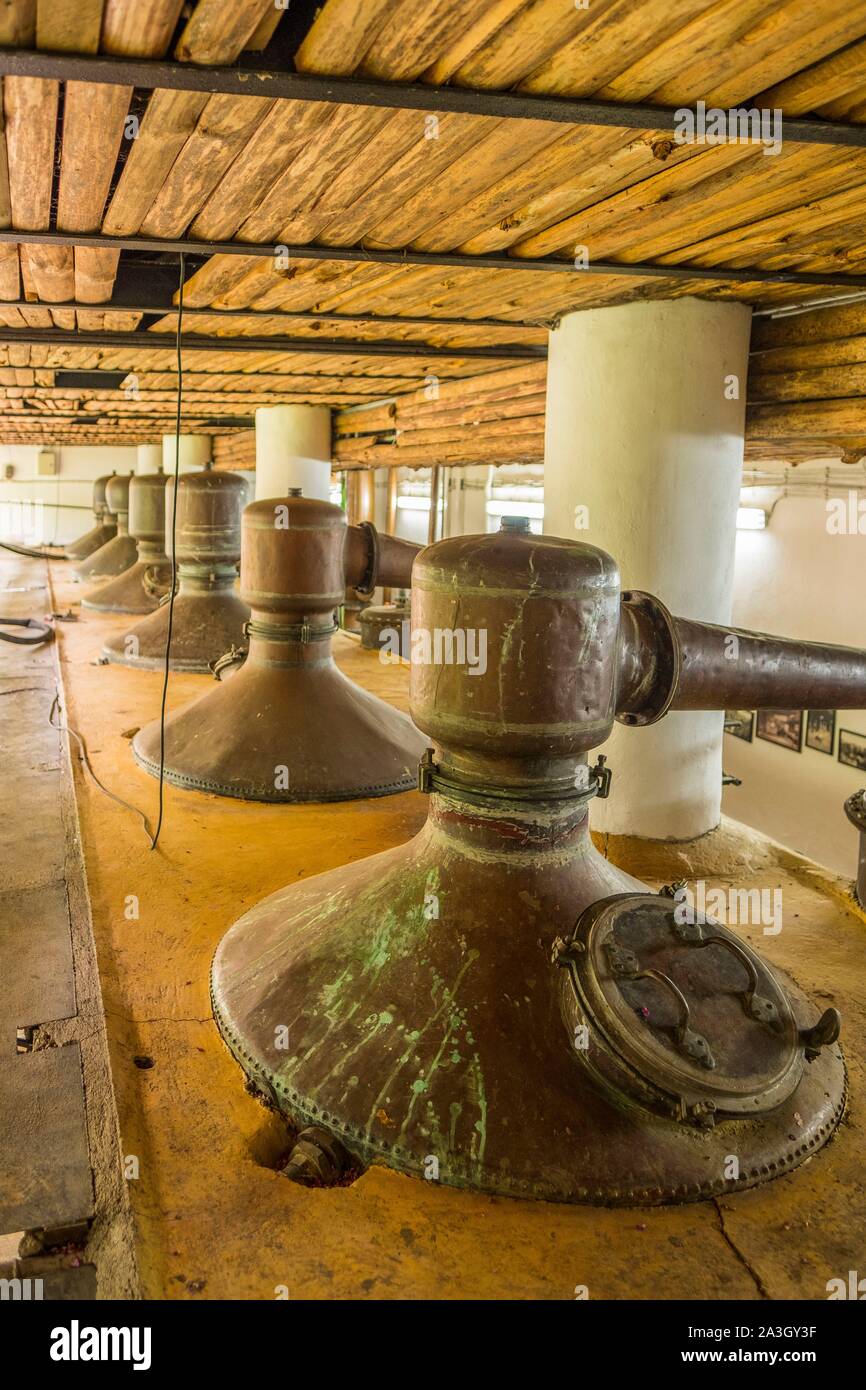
top-left (462, 465), bottom-right (491, 535)
top-left (544, 296), bottom-right (751, 840)
top-left (254, 404), bottom-right (331, 501)
top-left (374, 468), bottom-right (390, 532)
top-left (162, 433), bottom-right (212, 475)
top-left (443, 466), bottom-right (489, 536)
top-left (136, 443), bottom-right (162, 475)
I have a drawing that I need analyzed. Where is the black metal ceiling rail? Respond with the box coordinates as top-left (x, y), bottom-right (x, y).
top-left (46, 371), bottom-right (396, 394)
top-left (1, 227), bottom-right (865, 291)
top-left (5, 365), bottom-right (434, 382)
top-left (0, 327), bottom-right (545, 359)
top-left (1, 48), bottom-right (864, 149)
top-left (0, 412), bottom-right (256, 425)
top-left (0, 296), bottom-right (540, 333)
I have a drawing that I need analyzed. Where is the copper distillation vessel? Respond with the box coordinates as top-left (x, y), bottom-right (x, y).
top-left (64, 472), bottom-right (117, 561)
top-left (102, 467), bottom-right (248, 672)
top-left (132, 492), bottom-right (426, 802)
top-left (211, 518), bottom-right (860, 1204)
top-left (82, 471), bottom-right (171, 614)
top-left (72, 474), bottom-right (138, 582)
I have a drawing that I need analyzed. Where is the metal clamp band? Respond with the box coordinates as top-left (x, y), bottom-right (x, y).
top-left (243, 617), bottom-right (338, 644)
top-left (417, 747), bottom-right (609, 806)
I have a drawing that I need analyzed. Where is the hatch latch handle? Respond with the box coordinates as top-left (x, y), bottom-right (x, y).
top-left (689, 934), bottom-right (783, 1033)
top-left (799, 1007), bottom-right (841, 1062)
top-left (603, 941), bottom-right (716, 1070)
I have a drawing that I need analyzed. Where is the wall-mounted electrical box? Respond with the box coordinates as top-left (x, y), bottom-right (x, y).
top-left (37, 451), bottom-right (58, 476)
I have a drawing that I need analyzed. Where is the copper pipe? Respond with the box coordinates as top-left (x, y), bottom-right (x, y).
top-left (617, 590), bottom-right (866, 722)
top-left (344, 524), bottom-right (420, 593)
top-left (672, 617), bottom-right (866, 711)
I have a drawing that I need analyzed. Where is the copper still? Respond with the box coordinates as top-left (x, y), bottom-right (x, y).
top-left (72, 474), bottom-right (138, 582)
top-left (359, 593), bottom-right (411, 657)
top-left (132, 494), bottom-right (426, 801)
top-left (102, 468), bottom-right (248, 672)
top-left (64, 472), bottom-right (117, 561)
top-left (82, 472), bottom-right (171, 614)
top-left (212, 518), bottom-right (859, 1205)
top-left (844, 790), bottom-right (866, 908)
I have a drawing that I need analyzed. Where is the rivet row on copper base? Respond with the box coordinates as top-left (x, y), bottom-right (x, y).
top-left (209, 976), bottom-right (847, 1206)
top-left (135, 752), bottom-right (415, 801)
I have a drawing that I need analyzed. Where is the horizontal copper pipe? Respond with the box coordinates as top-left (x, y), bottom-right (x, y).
top-left (344, 524), bottom-right (421, 592)
top-left (617, 591), bottom-right (866, 720)
top-left (672, 617), bottom-right (866, 711)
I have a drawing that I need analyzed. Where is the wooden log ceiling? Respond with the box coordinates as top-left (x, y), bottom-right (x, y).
top-left (0, 0), bottom-right (865, 463)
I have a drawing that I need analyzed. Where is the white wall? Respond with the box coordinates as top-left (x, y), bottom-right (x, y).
top-left (0, 445), bottom-right (137, 544)
top-left (722, 493), bottom-right (866, 878)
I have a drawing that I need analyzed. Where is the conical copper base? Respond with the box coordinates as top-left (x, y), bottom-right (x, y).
top-left (102, 586), bottom-right (249, 673)
top-left (82, 556), bottom-right (171, 614)
top-left (65, 520), bottom-right (117, 562)
top-left (72, 532), bottom-right (138, 582)
top-left (211, 789), bottom-right (845, 1205)
top-left (132, 636), bottom-right (427, 801)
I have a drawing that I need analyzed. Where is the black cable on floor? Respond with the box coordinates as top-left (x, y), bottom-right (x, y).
top-left (149, 251), bottom-right (185, 852)
top-left (6, 537), bottom-right (156, 838)
top-left (0, 539), bottom-right (67, 560)
top-left (0, 615), bottom-right (54, 645)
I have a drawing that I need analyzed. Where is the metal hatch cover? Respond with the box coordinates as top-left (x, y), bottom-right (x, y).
top-left (557, 893), bottom-right (818, 1125)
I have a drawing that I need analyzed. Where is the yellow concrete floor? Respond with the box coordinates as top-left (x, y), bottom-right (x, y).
top-left (50, 563), bottom-right (866, 1301)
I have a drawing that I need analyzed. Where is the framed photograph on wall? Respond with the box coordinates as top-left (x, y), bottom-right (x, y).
top-left (756, 710), bottom-right (803, 752)
top-left (805, 709), bottom-right (836, 756)
top-left (724, 710), bottom-right (754, 742)
top-left (839, 729), bottom-right (866, 772)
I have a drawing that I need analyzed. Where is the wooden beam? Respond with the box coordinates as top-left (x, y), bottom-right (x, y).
top-left (749, 362), bottom-right (866, 402)
top-left (747, 398), bottom-right (866, 438)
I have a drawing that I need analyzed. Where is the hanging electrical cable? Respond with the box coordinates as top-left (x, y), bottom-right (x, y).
top-left (149, 251), bottom-right (185, 852)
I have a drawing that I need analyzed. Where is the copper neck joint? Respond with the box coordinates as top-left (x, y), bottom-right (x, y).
top-left (243, 611), bottom-right (338, 667)
top-left (177, 561), bottom-right (239, 593)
